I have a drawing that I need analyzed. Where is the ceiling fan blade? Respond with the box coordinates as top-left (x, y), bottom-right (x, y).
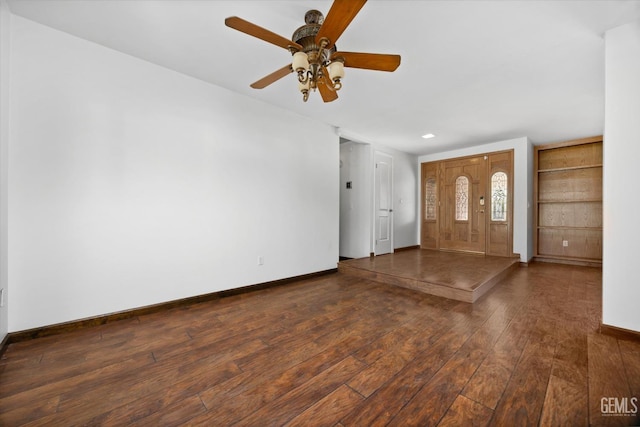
top-left (225, 16), bottom-right (303, 51)
top-left (315, 0), bottom-right (367, 49)
top-left (250, 64), bottom-right (293, 89)
top-left (318, 72), bottom-right (339, 103)
top-left (332, 52), bottom-right (401, 72)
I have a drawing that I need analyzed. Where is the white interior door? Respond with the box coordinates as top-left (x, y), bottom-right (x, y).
top-left (374, 151), bottom-right (393, 255)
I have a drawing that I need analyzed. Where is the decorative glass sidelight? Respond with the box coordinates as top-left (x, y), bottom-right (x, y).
top-left (425, 178), bottom-right (437, 220)
top-left (491, 172), bottom-right (508, 221)
top-left (455, 176), bottom-right (469, 221)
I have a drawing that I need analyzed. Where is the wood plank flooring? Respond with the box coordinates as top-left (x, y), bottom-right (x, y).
top-left (1, 262), bottom-right (639, 426)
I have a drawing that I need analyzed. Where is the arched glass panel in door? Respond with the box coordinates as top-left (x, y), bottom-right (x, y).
top-left (455, 176), bottom-right (469, 221)
top-left (491, 171), bottom-right (508, 221)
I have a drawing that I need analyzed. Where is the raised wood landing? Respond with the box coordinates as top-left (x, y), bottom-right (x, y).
top-left (339, 249), bottom-right (520, 303)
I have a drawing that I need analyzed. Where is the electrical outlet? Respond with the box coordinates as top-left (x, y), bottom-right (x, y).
top-left (258, 256), bottom-right (264, 266)
top-left (562, 240), bottom-right (569, 247)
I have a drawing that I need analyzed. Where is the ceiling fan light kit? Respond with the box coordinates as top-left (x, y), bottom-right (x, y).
top-left (225, 0), bottom-right (400, 103)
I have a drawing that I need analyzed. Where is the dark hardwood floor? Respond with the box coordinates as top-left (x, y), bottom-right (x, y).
top-left (1, 261), bottom-right (639, 426)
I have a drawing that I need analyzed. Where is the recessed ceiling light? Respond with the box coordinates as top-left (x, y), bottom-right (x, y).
top-left (422, 133), bottom-right (435, 139)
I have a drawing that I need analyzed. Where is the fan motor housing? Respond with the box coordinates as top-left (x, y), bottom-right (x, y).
top-left (292, 10), bottom-right (336, 62)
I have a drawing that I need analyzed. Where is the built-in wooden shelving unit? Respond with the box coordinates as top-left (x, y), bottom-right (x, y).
top-left (534, 136), bottom-right (603, 265)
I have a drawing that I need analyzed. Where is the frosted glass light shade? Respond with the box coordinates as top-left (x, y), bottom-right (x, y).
top-left (328, 61), bottom-right (345, 81)
top-left (292, 52), bottom-right (309, 72)
top-left (298, 80), bottom-right (310, 92)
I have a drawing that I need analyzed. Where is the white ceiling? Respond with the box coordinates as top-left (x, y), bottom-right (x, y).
top-left (7, 0), bottom-right (640, 155)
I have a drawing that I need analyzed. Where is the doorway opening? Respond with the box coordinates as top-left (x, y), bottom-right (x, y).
top-left (339, 141), bottom-right (396, 259)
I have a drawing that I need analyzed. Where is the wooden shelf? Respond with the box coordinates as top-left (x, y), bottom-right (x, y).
top-left (537, 226), bottom-right (602, 231)
top-left (537, 164), bottom-right (602, 173)
top-left (534, 255), bottom-right (602, 266)
top-left (537, 199), bottom-right (602, 204)
top-left (535, 254), bottom-right (602, 262)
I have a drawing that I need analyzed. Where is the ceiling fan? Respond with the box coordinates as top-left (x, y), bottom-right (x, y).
top-left (225, 0), bottom-right (401, 102)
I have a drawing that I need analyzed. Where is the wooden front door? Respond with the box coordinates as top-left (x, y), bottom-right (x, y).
top-left (421, 150), bottom-right (513, 256)
top-left (439, 156), bottom-right (487, 253)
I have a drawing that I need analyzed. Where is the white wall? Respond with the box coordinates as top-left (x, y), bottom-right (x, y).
top-left (8, 16), bottom-right (339, 332)
top-left (418, 137), bottom-right (533, 263)
top-left (0, 0), bottom-right (10, 341)
top-left (339, 139), bottom-right (419, 259)
top-left (602, 20), bottom-right (640, 333)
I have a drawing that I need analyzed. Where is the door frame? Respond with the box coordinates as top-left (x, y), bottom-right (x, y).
top-left (420, 149), bottom-right (514, 256)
